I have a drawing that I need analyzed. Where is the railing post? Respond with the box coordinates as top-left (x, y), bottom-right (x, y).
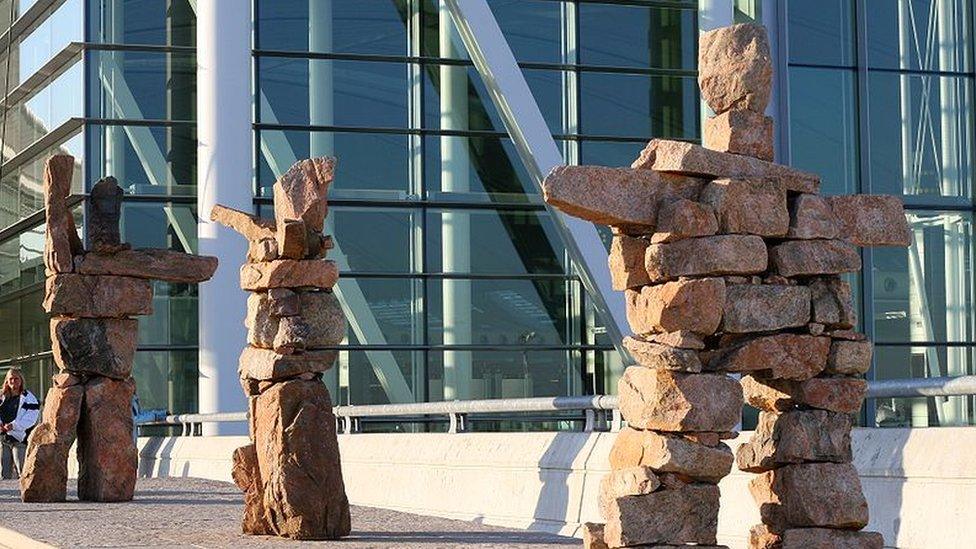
top-left (611, 409), bottom-right (623, 433)
top-left (583, 409), bottom-right (595, 432)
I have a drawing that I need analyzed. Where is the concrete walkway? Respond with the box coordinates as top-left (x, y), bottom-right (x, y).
top-left (0, 478), bottom-right (578, 548)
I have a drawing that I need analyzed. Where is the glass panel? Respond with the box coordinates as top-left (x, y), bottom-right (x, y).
top-left (256, 130), bottom-right (410, 198)
top-left (580, 140), bottom-right (647, 168)
top-left (87, 50), bottom-right (196, 121)
top-left (87, 124), bottom-right (196, 196)
top-left (335, 348), bottom-right (421, 406)
top-left (580, 72), bottom-right (699, 138)
top-left (423, 135), bottom-right (539, 200)
top-left (120, 201), bottom-right (198, 253)
top-left (422, 0), bottom-right (563, 63)
top-left (424, 64), bottom-right (564, 134)
top-left (579, 3), bottom-right (697, 70)
top-left (425, 209), bottom-right (566, 275)
top-left (427, 348), bottom-right (583, 401)
top-left (329, 206), bottom-right (417, 273)
top-left (866, 0), bottom-right (973, 72)
top-left (0, 221), bottom-right (48, 298)
top-left (426, 278), bottom-right (577, 346)
top-left (787, 0), bottom-right (855, 67)
top-left (133, 350), bottom-right (198, 414)
top-left (867, 72), bottom-right (973, 199)
top-left (334, 277), bottom-right (422, 345)
top-left (89, 0), bottom-right (195, 46)
top-left (872, 211), bottom-right (974, 343)
top-left (788, 67), bottom-right (859, 195)
top-left (4, 62), bottom-right (83, 161)
top-left (0, 135), bottom-right (82, 226)
top-left (257, 57), bottom-right (409, 127)
top-left (874, 345), bottom-right (976, 427)
top-left (0, 288), bottom-right (47, 360)
top-left (257, 0), bottom-right (408, 56)
top-left (16, 0), bottom-right (82, 82)
top-left (139, 282), bottom-right (198, 346)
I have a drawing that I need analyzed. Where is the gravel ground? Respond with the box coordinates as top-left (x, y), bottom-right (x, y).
top-left (0, 478), bottom-right (578, 548)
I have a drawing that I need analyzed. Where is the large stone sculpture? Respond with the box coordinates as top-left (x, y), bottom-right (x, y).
top-left (544, 23), bottom-right (907, 549)
top-left (212, 157), bottom-right (350, 540)
top-left (21, 155), bottom-right (217, 503)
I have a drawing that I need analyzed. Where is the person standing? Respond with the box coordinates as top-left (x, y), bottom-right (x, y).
top-left (0, 368), bottom-right (40, 479)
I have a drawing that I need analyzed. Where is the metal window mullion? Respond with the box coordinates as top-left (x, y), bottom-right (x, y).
top-left (409, 0), bottom-right (428, 405)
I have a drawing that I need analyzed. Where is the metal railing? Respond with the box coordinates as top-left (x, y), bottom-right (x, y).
top-left (138, 375), bottom-right (976, 436)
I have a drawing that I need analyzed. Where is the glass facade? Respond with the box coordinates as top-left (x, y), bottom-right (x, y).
top-left (786, 0), bottom-right (976, 427)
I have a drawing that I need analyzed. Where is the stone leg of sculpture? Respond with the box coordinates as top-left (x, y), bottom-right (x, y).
top-left (232, 443), bottom-right (272, 535)
top-left (255, 379), bottom-right (350, 540)
top-left (77, 376), bottom-right (137, 502)
top-left (20, 383), bottom-right (84, 502)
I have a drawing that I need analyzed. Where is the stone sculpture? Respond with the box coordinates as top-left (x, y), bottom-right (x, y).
top-left (212, 157), bottom-right (350, 540)
top-left (545, 23), bottom-right (907, 549)
top-left (21, 155), bottom-right (217, 503)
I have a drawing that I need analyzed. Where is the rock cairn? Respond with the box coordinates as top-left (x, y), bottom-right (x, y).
top-left (211, 157), bottom-right (350, 540)
top-left (543, 23), bottom-right (909, 549)
top-left (21, 155), bottom-right (217, 503)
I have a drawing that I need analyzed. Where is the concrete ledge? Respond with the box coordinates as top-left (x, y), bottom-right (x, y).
top-left (130, 427), bottom-right (976, 549)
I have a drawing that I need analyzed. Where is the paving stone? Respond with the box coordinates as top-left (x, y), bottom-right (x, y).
top-left (623, 337), bottom-right (702, 372)
top-left (749, 463), bottom-right (869, 532)
top-left (827, 195), bottom-right (911, 247)
top-left (651, 198), bottom-right (718, 243)
top-left (810, 277), bottom-right (857, 329)
top-left (698, 23), bottom-right (771, 113)
top-left (542, 165), bottom-right (703, 233)
top-left (77, 376), bottom-right (137, 502)
top-left (633, 139), bottom-right (819, 194)
top-left (770, 239), bottom-right (861, 277)
top-left (50, 317), bottom-right (138, 379)
top-left (826, 340), bottom-right (873, 375)
top-left (710, 334), bottom-right (830, 381)
top-left (704, 109), bottom-right (773, 161)
top-left (736, 410), bottom-right (853, 472)
top-left (240, 259), bottom-right (338, 290)
top-left (273, 157), bottom-right (334, 233)
top-left (609, 235), bottom-right (651, 290)
top-left (787, 194), bottom-right (840, 240)
top-left (609, 427), bottom-right (734, 483)
top-left (42, 154), bottom-right (83, 275)
top-left (700, 178), bottom-right (788, 237)
top-left (741, 375), bottom-right (867, 414)
top-left (618, 368), bottom-right (742, 432)
top-left (721, 284), bottom-right (810, 333)
top-left (603, 484), bottom-right (720, 547)
top-left (645, 235), bottom-right (767, 282)
top-left (43, 274), bottom-right (153, 318)
top-left (625, 278), bottom-right (726, 335)
top-left (75, 249), bottom-right (218, 283)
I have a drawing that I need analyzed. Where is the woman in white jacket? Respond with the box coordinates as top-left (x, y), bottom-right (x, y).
top-left (0, 368), bottom-right (40, 479)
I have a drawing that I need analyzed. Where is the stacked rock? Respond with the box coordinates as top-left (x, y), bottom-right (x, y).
top-left (544, 23), bottom-right (910, 549)
top-left (21, 155), bottom-right (217, 503)
top-left (211, 157), bottom-right (350, 540)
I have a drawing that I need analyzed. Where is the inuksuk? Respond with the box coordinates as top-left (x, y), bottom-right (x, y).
top-left (543, 23), bottom-right (906, 549)
top-left (211, 156), bottom-right (350, 540)
top-left (21, 154), bottom-right (217, 502)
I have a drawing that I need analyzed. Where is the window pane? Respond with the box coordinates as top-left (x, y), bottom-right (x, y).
top-left (0, 135), bottom-right (82, 226)
top-left (256, 130), bottom-right (411, 199)
top-left (788, 67), bottom-right (859, 195)
top-left (329, 206), bottom-right (417, 273)
top-left (427, 348), bottom-right (583, 401)
top-left (87, 124), bottom-right (196, 196)
top-left (873, 211), bottom-right (974, 343)
top-left (580, 141), bottom-right (646, 168)
top-left (0, 288), bottom-right (47, 360)
top-left (88, 50), bottom-right (196, 121)
top-left (424, 135), bottom-right (540, 200)
top-left (867, 72), bottom-right (973, 199)
top-left (426, 278), bottom-right (577, 347)
top-left (120, 201), bottom-right (198, 253)
top-left (580, 72), bottom-right (699, 139)
top-left (425, 209), bottom-right (566, 275)
top-left (337, 348), bottom-right (420, 406)
top-left (334, 277), bottom-right (423, 346)
top-left (89, 0), bottom-right (195, 46)
top-left (422, 0), bottom-right (563, 63)
top-left (424, 64), bottom-right (564, 134)
top-left (865, 0), bottom-right (973, 72)
top-left (258, 57), bottom-right (409, 128)
top-left (787, 0), bottom-right (855, 66)
top-left (5, 62), bottom-right (83, 160)
top-left (133, 350), bottom-right (198, 414)
top-left (874, 345), bottom-right (976, 427)
top-left (17, 0), bottom-right (82, 81)
top-left (579, 3), bottom-right (697, 70)
top-left (257, 0), bottom-right (409, 56)
top-left (139, 282), bottom-right (198, 346)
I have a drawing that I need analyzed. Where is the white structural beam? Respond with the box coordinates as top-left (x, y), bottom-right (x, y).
top-left (442, 0), bottom-right (628, 355)
top-left (196, 0), bottom-right (250, 434)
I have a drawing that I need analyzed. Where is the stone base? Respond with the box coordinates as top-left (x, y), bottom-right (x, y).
top-left (19, 385), bottom-right (84, 502)
top-left (77, 377), bottom-right (138, 502)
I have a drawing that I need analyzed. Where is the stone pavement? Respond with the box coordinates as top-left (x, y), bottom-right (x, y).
top-left (0, 478), bottom-right (577, 548)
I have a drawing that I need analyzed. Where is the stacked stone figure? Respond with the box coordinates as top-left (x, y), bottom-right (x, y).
top-left (21, 155), bottom-right (217, 503)
top-left (211, 157), bottom-right (350, 540)
top-left (543, 24), bottom-right (909, 549)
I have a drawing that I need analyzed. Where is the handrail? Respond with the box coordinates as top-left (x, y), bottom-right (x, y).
top-left (138, 375), bottom-right (976, 435)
